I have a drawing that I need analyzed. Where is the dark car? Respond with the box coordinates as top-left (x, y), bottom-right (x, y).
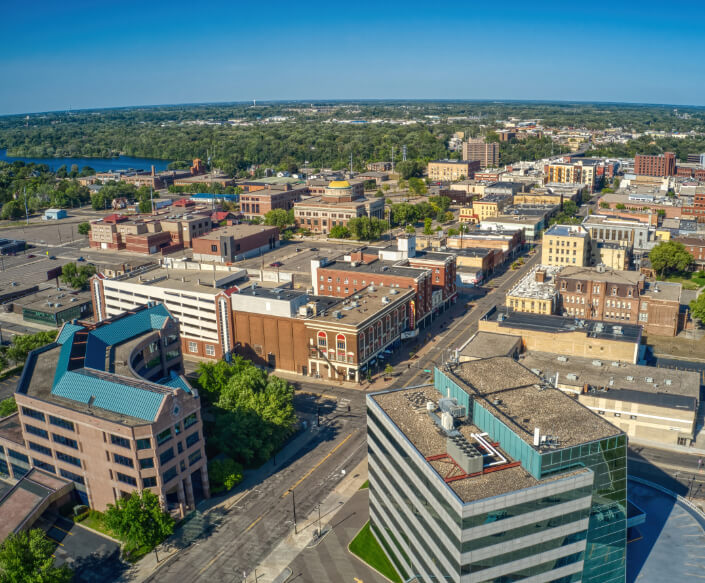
top-left (269, 261), bottom-right (283, 267)
top-left (77, 256), bottom-right (85, 262)
top-left (48, 256), bottom-right (56, 260)
top-left (27, 254), bottom-right (35, 258)
top-left (310, 247), bottom-right (318, 252)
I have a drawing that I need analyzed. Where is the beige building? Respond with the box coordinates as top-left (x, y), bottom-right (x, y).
top-left (471, 194), bottom-right (512, 223)
top-left (521, 351), bottom-right (699, 446)
top-left (448, 180), bottom-right (487, 196)
top-left (542, 224), bottom-right (591, 267)
top-left (479, 307), bottom-right (641, 364)
top-left (0, 304), bottom-right (209, 514)
top-left (505, 266), bottom-right (559, 315)
top-left (427, 160), bottom-right (479, 181)
top-left (593, 242), bottom-right (629, 270)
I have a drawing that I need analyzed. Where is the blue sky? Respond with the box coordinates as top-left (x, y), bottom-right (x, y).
top-left (1, 0), bottom-right (704, 115)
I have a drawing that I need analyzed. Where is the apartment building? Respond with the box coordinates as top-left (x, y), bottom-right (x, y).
top-left (367, 358), bottom-right (626, 583)
top-left (470, 194), bottom-right (512, 223)
top-left (542, 224), bottom-right (591, 267)
top-left (634, 152), bottom-right (676, 177)
top-left (461, 137), bottom-right (500, 168)
top-left (191, 224), bottom-right (279, 263)
top-left (675, 235), bottom-right (705, 267)
top-left (0, 304), bottom-right (209, 514)
top-left (427, 160), bottom-right (480, 182)
top-left (505, 266), bottom-right (560, 314)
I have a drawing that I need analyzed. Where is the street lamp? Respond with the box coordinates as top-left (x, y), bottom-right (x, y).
top-left (289, 488), bottom-right (297, 534)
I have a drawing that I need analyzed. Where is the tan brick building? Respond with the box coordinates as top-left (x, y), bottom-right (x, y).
top-left (427, 160), bottom-right (480, 181)
top-left (0, 304), bottom-right (209, 514)
top-left (461, 138), bottom-right (500, 168)
top-left (542, 224), bottom-right (591, 267)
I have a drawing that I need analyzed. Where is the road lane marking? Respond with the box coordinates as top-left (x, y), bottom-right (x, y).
top-left (197, 548), bottom-right (226, 575)
top-left (282, 432), bottom-right (355, 497)
top-left (244, 514), bottom-right (264, 533)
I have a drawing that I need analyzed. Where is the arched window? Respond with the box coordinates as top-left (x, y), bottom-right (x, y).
top-left (336, 334), bottom-right (346, 351)
top-left (317, 331), bottom-right (327, 348)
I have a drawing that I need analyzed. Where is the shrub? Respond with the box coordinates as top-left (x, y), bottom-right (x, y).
top-left (208, 457), bottom-right (244, 494)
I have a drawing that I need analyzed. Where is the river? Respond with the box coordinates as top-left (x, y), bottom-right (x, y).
top-left (0, 149), bottom-right (172, 173)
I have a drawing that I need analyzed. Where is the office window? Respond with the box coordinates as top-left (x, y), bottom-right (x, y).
top-left (28, 441), bottom-right (52, 456)
top-left (159, 447), bottom-right (175, 465)
top-left (186, 432), bottom-right (200, 448)
top-left (184, 413), bottom-right (198, 429)
top-left (25, 424), bottom-right (49, 439)
top-left (56, 452), bottom-right (81, 467)
top-left (205, 344), bottom-right (215, 356)
top-left (110, 434), bottom-right (131, 449)
top-left (614, 413), bottom-right (621, 417)
top-left (113, 453), bottom-right (134, 467)
top-left (188, 342), bottom-right (198, 353)
top-left (143, 476), bottom-right (157, 488)
top-left (139, 457), bottom-right (155, 469)
top-left (52, 434), bottom-right (78, 449)
top-left (116, 472), bottom-right (137, 487)
top-left (60, 468), bottom-right (85, 484)
top-left (21, 407), bottom-right (45, 422)
top-left (33, 459), bottom-right (55, 473)
top-left (136, 438), bottom-right (151, 450)
top-left (163, 466), bottom-right (178, 483)
top-left (188, 450), bottom-right (202, 466)
top-left (156, 428), bottom-right (172, 446)
top-left (49, 416), bottom-right (74, 431)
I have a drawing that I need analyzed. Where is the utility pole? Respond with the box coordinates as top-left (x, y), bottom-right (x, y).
top-left (289, 489), bottom-right (297, 534)
top-left (391, 147), bottom-right (395, 173)
top-left (23, 188), bottom-right (29, 225)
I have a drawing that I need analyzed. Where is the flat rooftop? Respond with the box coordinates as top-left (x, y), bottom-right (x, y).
top-left (544, 224), bottom-right (587, 238)
top-left (14, 288), bottom-right (93, 314)
top-left (313, 286), bottom-right (414, 326)
top-left (487, 306), bottom-right (642, 344)
top-left (371, 386), bottom-right (590, 503)
top-left (195, 224), bottom-right (278, 241)
top-left (107, 266), bottom-right (246, 296)
top-left (448, 357), bottom-right (622, 448)
top-left (0, 468), bottom-right (72, 542)
top-left (521, 351), bottom-right (700, 403)
top-left (319, 259), bottom-right (424, 279)
top-left (459, 331), bottom-right (521, 361)
top-left (642, 281), bottom-right (682, 302)
top-left (558, 266), bottom-right (644, 285)
top-left (507, 265), bottom-right (560, 300)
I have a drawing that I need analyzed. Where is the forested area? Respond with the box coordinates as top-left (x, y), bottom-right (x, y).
top-left (586, 135), bottom-right (705, 160)
top-left (1, 101), bottom-right (703, 178)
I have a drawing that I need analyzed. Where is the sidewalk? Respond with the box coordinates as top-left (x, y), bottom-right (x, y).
top-left (122, 420), bottom-right (330, 582)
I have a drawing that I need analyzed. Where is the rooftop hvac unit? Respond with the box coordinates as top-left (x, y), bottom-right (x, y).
top-left (611, 361), bottom-right (620, 367)
top-left (426, 401), bottom-right (435, 412)
top-left (390, 289), bottom-right (398, 295)
top-left (449, 405), bottom-right (466, 418)
top-left (557, 355), bottom-right (568, 362)
top-left (626, 376), bottom-right (634, 381)
top-left (645, 377), bottom-right (654, 383)
top-left (441, 412), bottom-right (454, 432)
top-left (592, 360), bottom-right (603, 367)
top-left (613, 326), bottom-right (623, 335)
top-left (333, 310), bottom-right (342, 319)
top-left (566, 373), bottom-right (579, 381)
top-left (665, 379), bottom-right (672, 386)
top-left (381, 296), bottom-right (390, 304)
top-left (530, 368), bottom-right (541, 376)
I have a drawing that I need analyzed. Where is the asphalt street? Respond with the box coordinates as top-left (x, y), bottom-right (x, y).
top-left (149, 385), bottom-right (369, 583)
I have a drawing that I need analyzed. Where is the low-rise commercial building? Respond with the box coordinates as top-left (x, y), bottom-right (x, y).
top-left (479, 306), bottom-right (642, 364)
top-left (506, 265), bottom-right (560, 314)
top-left (13, 288), bottom-right (93, 327)
top-left (367, 358), bottom-right (626, 583)
top-left (0, 304), bottom-right (209, 514)
top-left (583, 215), bottom-right (652, 252)
top-left (191, 225), bottom-right (279, 263)
top-left (521, 351), bottom-right (699, 446)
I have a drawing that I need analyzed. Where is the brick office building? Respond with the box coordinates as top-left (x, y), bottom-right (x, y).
top-left (192, 225), bottom-right (279, 263)
top-left (0, 304), bottom-right (209, 514)
top-left (427, 160), bottom-right (481, 181)
top-left (634, 152), bottom-right (676, 177)
top-left (239, 186), bottom-right (307, 219)
top-left (461, 137), bottom-right (500, 168)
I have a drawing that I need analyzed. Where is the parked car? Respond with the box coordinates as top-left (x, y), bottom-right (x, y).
top-left (269, 261), bottom-right (283, 267)
top-left (27, 254), bottom-right (35, 258)
top-left (77, 256), bottom-right (85, 262)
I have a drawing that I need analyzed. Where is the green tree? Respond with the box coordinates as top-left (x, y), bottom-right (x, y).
top-left (405, 224), bottom-right (415, 234)
top-left (347, 217), bottom-right (388, 241)
top-left (60, 262), bottom-right (97, 290)
top-left (423, 217), bottom-right (433, 235)
top-left (384, 364), bottom-right (394, 376)
top-left (329, 225), bottom-right (351, 239)
top-left (1, 201), bottom-right (24, 220)
top-left (615, 203), bottom-right (626, 210)
top-left (79, 166), bottom-right (96, 177)
top-left (396, 160), bottom-right (425, 180)
top-left (690, 292), bottom-right (705, 322)
top-left (138, 198), bottom-right (152, 213)
top-left (208, 457), bottom-right (244, 493)
top-left (0, 398), bottom-right (17, 417)
top-left (263, 208), bottom-right (294, 229)
top-left (103, 490), bottom-right (174, 556)
top-left (0, 529), bottom-right (72, 583)
top-left (408, 177), bottom-right (427, 196)
top-left (5, 331), bottom-right (57, 365)
top-left (429, 196), bottom-right (451, 213)
top-left (391, 203), bottom-right (418, 226)
top-left (77, 222), bottom-right (91, 236)
top-left (649, 241), bottom-right (693, 277)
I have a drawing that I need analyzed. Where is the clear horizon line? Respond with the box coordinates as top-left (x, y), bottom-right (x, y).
top-left (3, 97), bottom-right (705, 118)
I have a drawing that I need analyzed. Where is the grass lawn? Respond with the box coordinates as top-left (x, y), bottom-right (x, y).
top-left (359, 480), bottom-right (369, 490)
top-left (663, 271), bottom-right (705, 291)
top-left (349, 522), bottom-right (401, 583)
top-left (77, 510), bottom-right (114, 538)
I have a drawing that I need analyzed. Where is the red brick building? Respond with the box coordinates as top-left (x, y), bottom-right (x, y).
top-left (634, 152), bottom-right (676, 177)
top-left (191, 224), bottom-right (279, 263)
top-left (239, 186), bottom-right (306, 219)
top-left (675, 235), bottom-right (705, 267)
top-left (681, 191), bottom-right (705, 222)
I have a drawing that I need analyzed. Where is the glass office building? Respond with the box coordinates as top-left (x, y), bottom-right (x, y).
top-left (367, 357), bottom-right (626, 583)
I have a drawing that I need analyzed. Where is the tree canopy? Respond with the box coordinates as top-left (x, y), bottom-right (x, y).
top-left (347, 216), bottom-right (388, 241)
top-left (103, 490), bottom-right (174, 555)
top-left (197, 358), bottom-right (297, 465)
top-left (329, 224), bottom-right (351, 239)
top-left (4, 330), bottom-right (58, 365)
top-left (263, 208), bottom-right (294, 229)
top-left (0, 529), bottom-right (72, 583)
top-left (60, 262), bottom-right (97, 289)
top-left (649, 241), bottom-right (693, 277)
top-left (690, 291), bottom-right (705, 322)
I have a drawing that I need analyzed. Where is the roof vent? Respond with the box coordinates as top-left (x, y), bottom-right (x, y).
top-left (645, 377), bottom-right (654, 383)
top-left (557, 355), bottom-right (568, 362)
top-left (611, 361), bottom-right (620, 367)
top-left (626, 376), bottom-right (634, 381)
top-left (592, 360), bottom-right (603, 367)
top-left (566, 373), bottom-right (578, 381)
top-left (665, 379), bottom-right (673, 386)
